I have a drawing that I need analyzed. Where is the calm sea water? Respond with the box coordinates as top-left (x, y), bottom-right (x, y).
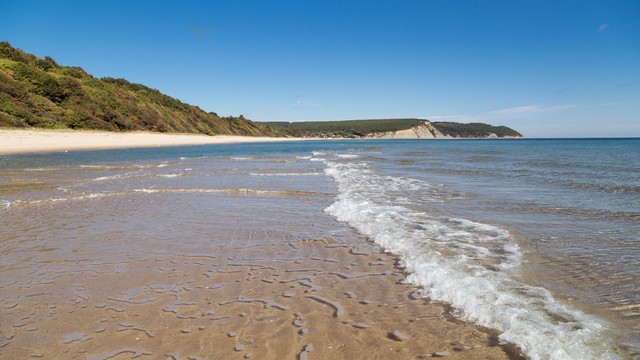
top-left (1, 138), bottom-right (638, 359)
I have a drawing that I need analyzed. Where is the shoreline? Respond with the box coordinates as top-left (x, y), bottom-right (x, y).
top-left (1, 135), bottom-right (634, 358)
top-left (0, 144), bottom-right (520, 360)
top-left (0, 128), bottom-right (305, 155)
top-left (0, 151), bottom-right (517, 359)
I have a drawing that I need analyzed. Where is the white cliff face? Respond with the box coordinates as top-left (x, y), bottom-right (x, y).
top-left (365, 122), bottom-right (452, 139)
top-left (364, 121), bottom-right (522, 139)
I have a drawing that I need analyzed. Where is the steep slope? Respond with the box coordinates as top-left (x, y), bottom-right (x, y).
top-left (365, 121), bottom-right (445, 138)
top-left (0, 42), bottom-right (290, 137)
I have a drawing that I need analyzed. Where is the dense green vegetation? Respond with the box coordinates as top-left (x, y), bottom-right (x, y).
top-left (0, 42), bottom-right (291, 137)
top-left (262, 118), bottom-right (425, 138)
top-left (432, 122), bottom-right (522, 138)
top-left (262, 119), bottom-right (523, 138)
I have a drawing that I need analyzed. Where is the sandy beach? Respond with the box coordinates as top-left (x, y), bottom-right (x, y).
top-left (0, 129), bottom-right (301, 155)
top-left (0, 226), bottom-right (514, 359)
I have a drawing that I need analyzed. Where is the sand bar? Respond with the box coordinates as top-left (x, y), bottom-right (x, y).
top-left (0, 128), bottom-right (302, 155)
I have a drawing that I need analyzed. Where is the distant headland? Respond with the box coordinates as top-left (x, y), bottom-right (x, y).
top-left (260, 119), bottom-right (523, 139)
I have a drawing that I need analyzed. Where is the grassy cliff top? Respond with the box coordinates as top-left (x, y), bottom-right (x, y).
top-left (262, 119), bottom-right (424, 137)
top-left (262, 119), bottom-right (523, 138)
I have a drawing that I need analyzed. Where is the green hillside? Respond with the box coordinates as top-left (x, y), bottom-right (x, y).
top-left (0, 42), bottom-right (290, 137)
top-left (262, 118), bottom-right (425, 138)
top-left (262, 119), bottom-right (523, 138)
top-left (432, 122), bottom-right (523, 138)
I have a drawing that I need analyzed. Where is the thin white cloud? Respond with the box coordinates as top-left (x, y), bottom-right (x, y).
top-left (428, 104), bottom-right (576, 123)
top-left (489, 104), bottom-right (576, 116)
top-left (598, 24), bottom-right (609, 32)
top-left (291, 93), bottom-right (320, 108)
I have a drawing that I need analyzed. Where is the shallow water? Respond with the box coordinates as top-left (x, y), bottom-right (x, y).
top-left (0, 144), bottom-right (515, 359)
top-left (318, 139), bottom-right (640, 357)
top-left (1, 138), bottom-right (638, 359)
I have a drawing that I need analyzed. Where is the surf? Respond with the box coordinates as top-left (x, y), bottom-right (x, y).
top-left (314, 150), bottom-right (619, 360)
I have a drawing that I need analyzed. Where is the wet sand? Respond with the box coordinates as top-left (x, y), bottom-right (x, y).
top-left (0, 128), bottom-right (301, 155)
top-left (0, 151), bottom-right (519, 359)
top-left (0, 233), bottom-right (516, 359)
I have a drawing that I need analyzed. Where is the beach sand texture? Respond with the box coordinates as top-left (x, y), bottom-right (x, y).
top-left (0, 129), bottom-right (298, 155)
top-left (0, 150), bottom-right (517, 359)
top-left (0, 230), bottom-right (514, 359)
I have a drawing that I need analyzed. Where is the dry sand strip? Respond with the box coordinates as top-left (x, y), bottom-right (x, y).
top-left (0, 129), bottom-right (304, 155)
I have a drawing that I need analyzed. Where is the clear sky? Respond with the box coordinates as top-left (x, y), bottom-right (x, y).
top-left (1, 0), bottom-right (638, 137)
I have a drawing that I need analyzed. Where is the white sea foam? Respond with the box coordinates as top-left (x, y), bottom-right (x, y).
top-left (93, 172), bottom-right (141, 181)
top-left (49, 193), bottom-right (111, 202)
top-left (24, 167), bottom-right (65, 172)
top-left (1, 193), bottom-right (117, 208)
top-left (316, 152), bottom-right (618, 360)
top-left (93, 175), bottom-right (122, 181)
top-left (133, 188), bottom-right (159, 194)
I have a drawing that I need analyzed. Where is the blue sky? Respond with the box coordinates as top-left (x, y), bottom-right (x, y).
top-left (1, 0), bottom-right (638, 137)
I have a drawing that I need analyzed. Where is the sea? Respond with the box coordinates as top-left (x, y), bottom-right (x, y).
top-left (1, 138), bottom-right (638, 359)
